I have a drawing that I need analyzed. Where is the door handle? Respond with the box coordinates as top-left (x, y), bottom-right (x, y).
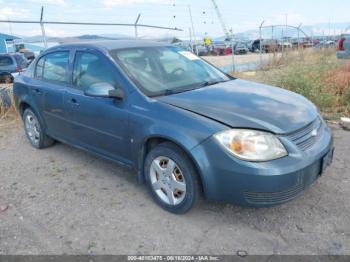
top-left (70, 98), bottom-right (80, 106)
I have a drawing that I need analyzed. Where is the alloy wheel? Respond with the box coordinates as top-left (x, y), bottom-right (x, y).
top-left (149, 156), bottom-right (186, 205)
top-left (24, 112), bottom-right (41, 146)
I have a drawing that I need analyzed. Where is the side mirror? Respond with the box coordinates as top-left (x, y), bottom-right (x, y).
top-left (84, 82), bottom-right (124, 100)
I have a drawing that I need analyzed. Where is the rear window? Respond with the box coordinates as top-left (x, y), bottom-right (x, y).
top-left (0, 56), bottom-right (13, 66)
top-left (35, 51), bottom-right (69, 83)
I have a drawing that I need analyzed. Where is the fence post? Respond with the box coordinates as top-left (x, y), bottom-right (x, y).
top-left (188, 5), bottom-right (197, 55)
top-left (259, 20), bottom-right (265, 67)
top-left (297, 23), bottom-right (302, 59)
top-left (40, 6), bottom-right (48, 49)
top-left (230, 28), bottom-right (235, 72)
top-left (134, 13), bottom-right (141, 39)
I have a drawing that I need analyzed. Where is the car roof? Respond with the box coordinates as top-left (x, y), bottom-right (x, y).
top-left (46, 40), bottom-right (169, 53)
top-left (0, 52), bottom-right (22, 57)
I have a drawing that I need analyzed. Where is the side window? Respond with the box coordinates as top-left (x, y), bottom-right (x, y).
top-left (73, 52), bottom-right (115, 89)
top-left (43, 52), bottom-right (69, 83)
top-left (36, 51), bottom-right (69, 83)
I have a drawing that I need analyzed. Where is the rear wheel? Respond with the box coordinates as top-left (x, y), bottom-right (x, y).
top-left (4, 75), bottom-right (13, 84)
top-left (144, 142), bottom-right (200, 214)
top-left (23, 108), bottom-right (54, 149)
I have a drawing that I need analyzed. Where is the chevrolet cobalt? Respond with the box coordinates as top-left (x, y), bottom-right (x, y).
top-left (13, 41), bottom-right (334, 214)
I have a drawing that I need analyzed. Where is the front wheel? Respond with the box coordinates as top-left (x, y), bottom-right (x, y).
top-left (144, 142), bottom-right (201, 214)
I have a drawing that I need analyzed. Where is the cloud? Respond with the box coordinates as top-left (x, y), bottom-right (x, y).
top-left (30, 0), bottom-right (67, 6)
top-left (103, 0), bottom-right (169, 7)
top-left (267, 12), bottom-right (306, 27)
top-left (0, 7), bottom-right (29, 19)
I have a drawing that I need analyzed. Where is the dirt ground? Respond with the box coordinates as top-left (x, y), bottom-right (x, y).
top-left (0, 119), bottom-right (349, 255)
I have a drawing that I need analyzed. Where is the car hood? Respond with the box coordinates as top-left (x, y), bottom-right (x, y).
top-left (157, 79), bottom-right (318, 134)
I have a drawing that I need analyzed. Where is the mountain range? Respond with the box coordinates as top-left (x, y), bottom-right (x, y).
top-left (19, 22), bottom-right (350, 43)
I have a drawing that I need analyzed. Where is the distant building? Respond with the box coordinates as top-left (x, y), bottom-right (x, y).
top-left (0, 33), bottom-right (21, 53)
top-left (0, 32), bottom-right (52, 55)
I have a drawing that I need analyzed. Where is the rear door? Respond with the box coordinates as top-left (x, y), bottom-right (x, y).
top-left (64, 49), bottom-right (131, 164)
top-left (31, 50), bottom-right (71, 139)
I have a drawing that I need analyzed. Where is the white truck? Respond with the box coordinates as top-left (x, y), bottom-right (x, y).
top-left (337, 34), bottom-right (350, 59)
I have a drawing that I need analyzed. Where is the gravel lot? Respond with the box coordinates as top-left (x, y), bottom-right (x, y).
top-left (0, 121), bottom-right (349, 255)
top-left (202, 52), bottom-right (282, 68)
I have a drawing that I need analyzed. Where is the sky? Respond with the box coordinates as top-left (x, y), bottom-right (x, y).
top-left (0, 0), bottom-right (349, 39)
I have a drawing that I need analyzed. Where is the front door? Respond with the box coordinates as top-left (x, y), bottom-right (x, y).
top-left (65, 50), bottom-right (131, 165)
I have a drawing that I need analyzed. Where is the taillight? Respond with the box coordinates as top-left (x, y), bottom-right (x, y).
top-left (338, 38), bottom-right (345, 51)
top-left (16, 67), bottom-right (23, 72)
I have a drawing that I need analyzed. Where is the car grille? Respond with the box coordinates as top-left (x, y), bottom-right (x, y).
top-left (243, 159), bottom-right (322, 205)
top-left (286, 117), bottom-right (322, 151)
top-left (244, 176), bottom-right (304, 205)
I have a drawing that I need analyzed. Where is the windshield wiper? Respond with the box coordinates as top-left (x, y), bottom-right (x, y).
top-left (150, 89), bottom-right (178, 97)
top-left (163, 89), bottom-right (176, 95)
top-left (153, 80), bottom-right (229, 97)
top-left (196, 80), bottom-right (228, 88)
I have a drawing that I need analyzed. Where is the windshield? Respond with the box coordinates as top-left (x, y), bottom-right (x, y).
top-left (109, 46), bottom-right (231, 97)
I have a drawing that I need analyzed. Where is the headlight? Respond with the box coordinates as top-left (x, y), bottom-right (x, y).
top-left (214, 129), bottom-right (287, 162)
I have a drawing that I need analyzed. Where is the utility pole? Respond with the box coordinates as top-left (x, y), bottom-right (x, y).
top-left (40, 6), bottom-right (48, 49)
top-left (188, 27), bottom-right (193, 52)
top-left (134, 13), bottom-right (141, 38)
top-left (230, 28), bottom-right (235, 72)
top-left (285, 13), bottom-right (288, 51)
top-left (188, 5), bottom-right (197, 54)
top-left (281, 28), bottom-right (284, 57)
top-left (259, 20), bottom-right (264, 67)
top-left (297, 23), bottom-right (302, 59)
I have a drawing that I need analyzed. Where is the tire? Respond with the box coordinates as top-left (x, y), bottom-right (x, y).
top-left (4, 75), bottom-right (13, 84)
top-left (144, 142), bottom-right (201, 214)
top-left (23, 108), bottom-right (55, 149)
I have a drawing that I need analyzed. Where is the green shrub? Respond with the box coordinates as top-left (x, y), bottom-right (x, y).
top-left (242, 49), bottom-right (350, 117)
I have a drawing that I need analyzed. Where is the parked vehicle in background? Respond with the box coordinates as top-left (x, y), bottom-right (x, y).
top-left (301, 40), bottom-right (314, 48)
top-left (0, 53), bottom-right (28, 83)
top-left (278, 41), bottom-right (293, 50)
top-left (249, 39), bottom-right (278, 53)
top-left (212, 41), bottom-right (227, 55)
top-left (22, 51), bottom-right (36, 64)
top-left (249, 39), bottom-right (259, 52)
top-left (315, 40), bottom-right (336, 49)
top-left (234, 43), bottom-right (249, 55)
top-left (337, 34), bottom-right (350, 59)
top-left (13, 40), bottom-right (334, 214)
top-left (194, 45), bottom-right (209, 56)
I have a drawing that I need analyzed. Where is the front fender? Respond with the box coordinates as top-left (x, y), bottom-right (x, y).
top-left (133, 126), bottom-right (210, 185)
top-left (127, 95), bottom-right (227, 184)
